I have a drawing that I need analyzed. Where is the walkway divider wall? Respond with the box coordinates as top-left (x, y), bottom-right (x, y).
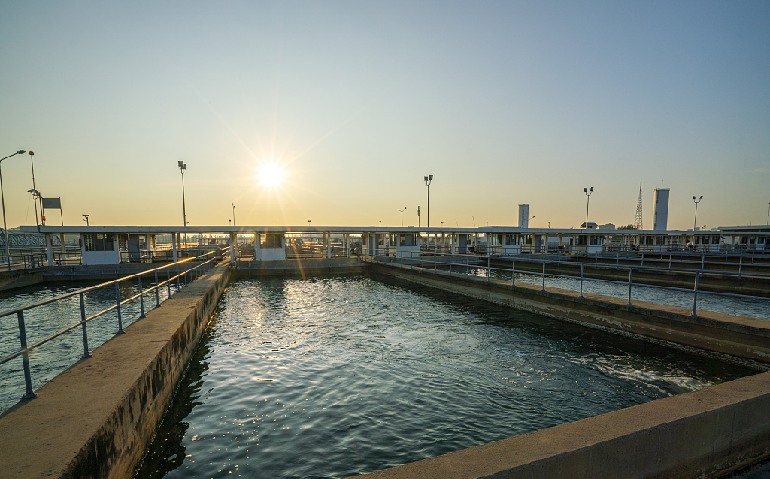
top-left (0, 262), bottom-right (231, 479)
top-left (370, 262), bottom-right (770, 364)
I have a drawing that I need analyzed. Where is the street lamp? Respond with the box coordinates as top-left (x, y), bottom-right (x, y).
top-left (82, 214), bottom-right (90, 226)
top-left (399, 207), bottom-right (407, 227)
top-left (584, 187), bottom-right (593, 225)
top-left (232, 203), bottom-right (236, 227)
top-left (28, 151), bottom-right (41, 229)
top-left (693, 196), bottom-right (703, 230)
top-left (424, 175), bottom-right (433, 228)
top-left (1, 150), bottom-right (26, 269)
top-left (178, 161), bottom-right (187, 249)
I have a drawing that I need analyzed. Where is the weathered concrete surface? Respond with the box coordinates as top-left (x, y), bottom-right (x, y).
top-left (0, 263), bottom-right (231, 479)
top-left (236, 257), bottom-right (365, 279)
top-left (371, 263), bottom-right (770, 364)
top-left (350, 371), bottom-right (770, 479)
top-left (0, 268), bottom-right (44, 292)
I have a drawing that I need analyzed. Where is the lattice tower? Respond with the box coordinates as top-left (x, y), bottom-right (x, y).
top-left (634, 183), bottom-right (643, 230)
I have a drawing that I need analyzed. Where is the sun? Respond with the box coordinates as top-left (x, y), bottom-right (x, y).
top-left (258, 163), bottom-right (284, 188)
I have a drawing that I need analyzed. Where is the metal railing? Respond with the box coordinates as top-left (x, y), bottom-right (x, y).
top-left (363, 248), bottom-right (769, 321)
top-left (0, 251), bottom-right (219, 402)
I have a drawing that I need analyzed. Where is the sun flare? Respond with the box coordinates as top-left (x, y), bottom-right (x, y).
top-left (259, 163), bottom-right (284, 188)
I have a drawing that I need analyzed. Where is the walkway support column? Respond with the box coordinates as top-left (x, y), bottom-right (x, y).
top-left (60, 234), bottom-right (66, 264)
top-left (255, 232), bottom-right (261, 261)
top-left (327, 233), bottom-right (332, 258)
top-left (230, 233), bottom-right (236, 265)
top-left (344, 234), bottom-right (349, 258)
top-left (45, 233), bottom-right (53, 266)
top-left (172, 237), bottom-right (178, 262)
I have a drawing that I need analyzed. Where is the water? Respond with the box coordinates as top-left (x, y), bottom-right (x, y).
top-left (136, 274), bottom-right (758, 479)
top-left (0, 279), bottom-right (175, 413)
top-left (437, 262), bottom-right (769, 320)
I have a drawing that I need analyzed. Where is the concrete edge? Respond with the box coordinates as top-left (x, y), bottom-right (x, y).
top-left (0, 263), bottom-right (231, 479)
top-left (349, 372), bottom-right (770, 479)
top-left (369, 263), bottom-right (770, 365)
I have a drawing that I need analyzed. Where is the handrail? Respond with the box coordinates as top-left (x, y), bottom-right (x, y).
top-left (0, 254), bottom-right (204, 318)
top-left (363, 248), bottom-right (769, 320)
top-left (0, 250), bottom-right (221, 403)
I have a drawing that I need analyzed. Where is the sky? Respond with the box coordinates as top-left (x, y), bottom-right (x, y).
top-left (1, 1), bottom-right (769, 230)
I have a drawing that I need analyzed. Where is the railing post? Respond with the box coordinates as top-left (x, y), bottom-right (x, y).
top-left (115, 281), bottom-right (125, 334)
top-left (542, 262), bottom-right (545, 291)
top-left (701, 253), bottom-right (705, 271)
top-left (17, 311), bottom-right (37, 400)
top-left (487, 255), bottom-right (491, 282)
top-left (739, 255), bottom-right (743, 277)
top-left (167, 269), bottom-right (172, 297)
top-left (692, 271), bottom-right (700, 317)
top-left (80, 292), bottom-right (91, 359)
top-left (641, 253), bottom-right (644, 267)
top-left (627, 268), bottom-right (633, 306)
top-left (155, 271), bottom-right (160, 308)
top-left (512, 257), bottom-right (515, 286)
top-left (138, 276), bottom-right (146, 318)
top-left (176, 269), bottom-right (181, 291)
top-left (579, 263), bottom-right (584, 298)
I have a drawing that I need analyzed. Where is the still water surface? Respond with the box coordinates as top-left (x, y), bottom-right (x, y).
top-left (136, 274), bottom-right (758, 479)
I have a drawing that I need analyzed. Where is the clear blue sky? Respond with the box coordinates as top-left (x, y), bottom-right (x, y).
top-left (1, 1), bottom-right (768, 229)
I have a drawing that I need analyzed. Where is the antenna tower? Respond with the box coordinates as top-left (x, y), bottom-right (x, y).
top-left (634, 183), bottom-right (643, 230)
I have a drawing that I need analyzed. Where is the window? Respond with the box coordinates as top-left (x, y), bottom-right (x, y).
top-left (84, 233), bottom-right (115, 252)
top-left (260, 234), bottom-right (283, 248)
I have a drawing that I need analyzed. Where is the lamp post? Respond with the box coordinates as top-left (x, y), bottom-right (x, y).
top-left (232, 203), bottom-right (236, 227)
top-left (399, 207), bottom-right (407, 227)
top-left (424, 175), bottom-right (433, 228)
top-left (28, 151), bottom-right (41, 229)
top-left (82, 215), bottom-right (90, 226)
top-left (584, 187), bottom-right (593, 226)
top-left (178, 161), bottom-right (187, 249)
top-left (693, 196), bottom-right (703, 231)
top-left (1, 150), bottom-right (26, 269)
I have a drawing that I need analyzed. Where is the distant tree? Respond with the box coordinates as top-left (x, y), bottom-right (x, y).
top-left (617, 224), bottom-right (637, 230)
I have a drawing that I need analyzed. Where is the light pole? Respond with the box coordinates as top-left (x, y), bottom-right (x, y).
top-left (424, 175), bottom-right (433, 228)
top-left (82, 215), bottom-right (90, 226)
top-left (232, 203), bottom-right (236, 227)
top-left (693, 196), bottom-right (703, 231)
top-left (28, 151), bottom-right (41, 229)
top-left (399, 207), bottom-right (407, 227)
top-left (584, 187), bottom-right (593, 225)
top-left (1, 150), bottom-right (26, 269)
top-left (178, 161), bottom-right (187, 248)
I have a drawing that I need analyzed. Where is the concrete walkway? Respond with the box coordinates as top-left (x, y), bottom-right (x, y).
top-left (0, 263), bottom-right (230, 479)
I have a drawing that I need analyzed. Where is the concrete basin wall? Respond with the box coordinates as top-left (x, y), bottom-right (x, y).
top-left (370, 263), bottom-right (770, 364)
top-left (0, 263), bottom-right (231, 479)
top-left (352, 371), bottom-right (770, 479)
top-left (361, 263), bottom-right (770, 478)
